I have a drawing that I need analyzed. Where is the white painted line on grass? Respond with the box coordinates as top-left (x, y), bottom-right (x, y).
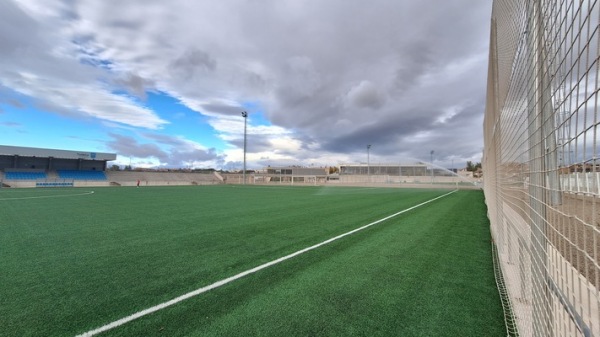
top-left (0, 190), bottom-right (94, 201)
top-left (75, 189), bottom-right (458, 337)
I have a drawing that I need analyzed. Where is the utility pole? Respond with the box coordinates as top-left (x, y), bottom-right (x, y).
top-left (367, 144), bottom-right (371, 181)
top-left (241, 111), bottom-right (248, 185)
top-left (430, 150), bottom-right (434, 183)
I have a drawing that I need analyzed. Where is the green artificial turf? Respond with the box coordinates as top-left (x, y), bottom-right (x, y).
top-left (0, 186), bottom-right (505, 336)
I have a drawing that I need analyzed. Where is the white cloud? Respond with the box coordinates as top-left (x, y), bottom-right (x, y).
top-left (0, 0), bottom-right (494, 168)
top-left (3, 72), bottom-right (167, 129)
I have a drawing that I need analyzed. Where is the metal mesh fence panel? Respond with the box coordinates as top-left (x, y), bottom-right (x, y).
top-left (483, 0), bottom-right (599, 336)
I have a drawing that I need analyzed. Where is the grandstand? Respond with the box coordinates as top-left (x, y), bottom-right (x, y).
top-left (0, 145), bottom-right (223, 187)
top-left (106, 171), bottom-right (222, 186)
top-left (58, 170), bottom-right (107, 180)
top-left (0, 145), bottom-right (115, 188)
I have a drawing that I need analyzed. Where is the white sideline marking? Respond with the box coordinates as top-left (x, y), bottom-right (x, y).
top-left (75, 189), bottom-right (458, 337)
top-left (0, 190), bottom-right (94, 201)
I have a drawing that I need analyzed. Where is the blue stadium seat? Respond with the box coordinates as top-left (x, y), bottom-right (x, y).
top-left (57, 170), bottom-right (107, 180)
top-left (5, 171), bottom-right (48, 180)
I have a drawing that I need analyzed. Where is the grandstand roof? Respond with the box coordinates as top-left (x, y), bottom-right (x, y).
top-left (0, 145), bottom-right (116, 161)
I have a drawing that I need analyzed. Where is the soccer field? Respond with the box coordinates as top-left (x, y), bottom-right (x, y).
top-left (1, 185), bottom-right (505, 336)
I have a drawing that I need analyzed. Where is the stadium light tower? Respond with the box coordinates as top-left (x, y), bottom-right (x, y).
top-left (430, 150), bottom-right (434, 182)
top-left (367, 144), bottom-right (371, 179)
top-left (242, 111), bottom-right (248, 185)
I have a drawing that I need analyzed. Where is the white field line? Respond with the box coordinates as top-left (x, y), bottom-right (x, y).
top-left (75, 189), bottom-right (458, 337)
top-left (0, 190), bottom-right (94, 201)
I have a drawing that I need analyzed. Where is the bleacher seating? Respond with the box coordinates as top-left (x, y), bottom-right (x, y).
top-left (57, 170), bottom-right (107, 180)
top-left (106, 171), bottom-right (222, 185)
top-left (5, 171), bottom-right (48, 180)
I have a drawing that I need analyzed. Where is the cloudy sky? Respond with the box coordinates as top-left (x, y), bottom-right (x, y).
top-left (0, 0), bottom-right (492, 170)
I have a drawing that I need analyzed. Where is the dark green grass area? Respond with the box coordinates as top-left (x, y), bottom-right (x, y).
top-left (0, 186), bottom-right (504, 336)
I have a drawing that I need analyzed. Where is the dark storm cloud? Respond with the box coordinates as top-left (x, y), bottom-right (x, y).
top-left (110, 132), bottom-right (226, 167)
top-left (200, 102), bottom-right (245, 116)
top-left (54, 0), bottom-right (80, 20)
top-left (392, 43), bottom-right (437, 94)
top-left (238, 0), bottom-right (492, 165)
top-left (169, 48), bottom-right (217, 80)
top-left (1, 0), bottom-right (493, 168)
top-left (107, 133), bottom-right (168, 161)
top-left (107, 19), bottom-right (143, 30)
top-left (346, 81), bottom-right (386, 110)
top-left (0, 86), bottom-right (26, 109)
top-left (229, 136), bottom-right (276, 154)
top-left (236, 71), bottom-right (269, 95)
top-left (320, 111), bottom-right (432, 153)
top-left (115, 73), bottom-right (155, 100)
top-left (170, 147), bottom-right (222, 166)
top-left (0, 1), bottom-right (39, 57)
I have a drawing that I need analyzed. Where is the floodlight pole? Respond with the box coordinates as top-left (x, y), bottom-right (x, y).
top-left (242, 111), bottom-right (248, 185)
top-left (367, 144), bottom-right (371, 181)
top-left (430, 150), bottom-right (434, 183)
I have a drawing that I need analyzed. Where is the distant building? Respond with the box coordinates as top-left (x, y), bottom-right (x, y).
top-left (258, 166), bottom-right (328, 183)
top-left (458, 168), bottom-right (474, 178)
top-left (265, 166), bottom-right (327, 176)
top-left (339, 163), bottom-right (429, 176)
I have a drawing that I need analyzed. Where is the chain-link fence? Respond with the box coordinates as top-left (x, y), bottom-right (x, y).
top-left (483, 0), bottom-right (599, 336)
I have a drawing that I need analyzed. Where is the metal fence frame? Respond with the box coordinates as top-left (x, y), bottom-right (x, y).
top-left (483, 1), bottom-right (599, 336)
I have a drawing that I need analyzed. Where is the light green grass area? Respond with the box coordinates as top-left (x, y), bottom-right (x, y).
top-left (0, 186), bottom-right (505, 336)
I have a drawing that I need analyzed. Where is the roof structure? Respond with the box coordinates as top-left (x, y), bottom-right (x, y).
top-left (0, 145), bottom-right (116, 161)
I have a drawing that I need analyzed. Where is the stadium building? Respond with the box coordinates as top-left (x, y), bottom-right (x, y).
top-left (339, 163), bottom-right (428, 176)
top-left (0, 145), bottom-right (116, 171)
top-left (0, 145), bottom-right (116, 187)
top-left (254, 166), bottom-right (328, 184)
top-left (336, 163), bottom-right (471, 186)
top-left (0, 145), bottom-right (224, 188)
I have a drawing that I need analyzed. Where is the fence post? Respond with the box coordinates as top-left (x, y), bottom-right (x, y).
top-left (527, 0), bottom-right (553, 335)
